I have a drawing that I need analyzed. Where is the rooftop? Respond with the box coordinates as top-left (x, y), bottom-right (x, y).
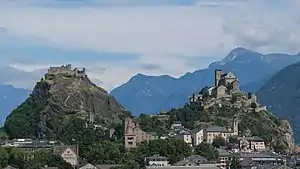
top-left (218, 149), bottom-right (231, 156)
top-left (205, 126), bottom-right (230, 133)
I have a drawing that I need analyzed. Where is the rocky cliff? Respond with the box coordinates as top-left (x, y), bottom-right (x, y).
top-left (4, 72), bottom-right (128, 139)
top-left (257, 61), bottom-right (300, 143)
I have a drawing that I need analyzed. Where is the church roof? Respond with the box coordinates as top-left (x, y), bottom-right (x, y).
top-left (205, 126), bottom-right (231, 133)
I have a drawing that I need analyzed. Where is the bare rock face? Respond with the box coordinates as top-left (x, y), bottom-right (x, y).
top-left (279, 120), bottom-right (295, 153)
top-left (5, 73), bottom-right (128, 139)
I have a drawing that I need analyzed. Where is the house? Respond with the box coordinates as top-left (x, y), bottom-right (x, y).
top-left (146, 155), bottom-right (169, 166)
top-left (204, 116), bottom-right (238, 144)
top-left (53, 145), bottom-right (79, 166)
top-left (170, 121), bottom-right (182, 130)
top-left (192, 128), bottom-right (204, 146)
top-left (176, 129), bottom-right (193, 146)
top-left (238, 136), bottom-right (266, 152)
top-left (4, 165), bottom-right (18, 169)
top-left (124, 118), bottom-right (157, 149)
top-left (239, 152), bottom-right (285, 167)
top-left (204, 126), bottom-right (234, 144)
top-left (217, 149), bottom-right (231, 169)
top-left (174, 155), bottom-right (209, 166)
top-left (77, 163), bottom-right (98, 169)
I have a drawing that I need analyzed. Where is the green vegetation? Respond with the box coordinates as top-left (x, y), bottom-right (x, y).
top-left (257, 61), bottom-right (300, 142)
top-left (194, 142), bottom-right (219, 161)
top-left (136, 103), bottom-right (293, 154)
top-left (0, 148), bottom-right (72, 169)
top-left (212, 136), bottom-right (226, 148)
top-left (4, 81), bottom-right (50, 139)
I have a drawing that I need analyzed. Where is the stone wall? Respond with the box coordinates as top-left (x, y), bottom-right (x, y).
top-left (47, 64), bottom-right (86, 77)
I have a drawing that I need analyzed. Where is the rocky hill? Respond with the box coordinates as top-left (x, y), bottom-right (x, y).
top-left (111, 47), bottom-right (300, 115)
top-left (141, 87), bottom-right (295, 154)
top-left (257, 61), bottom-right (300, 142)
top-left (4, 66), bottom-right (128, 139)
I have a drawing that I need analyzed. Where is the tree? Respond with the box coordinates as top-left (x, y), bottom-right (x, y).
top-left (230, 154), bottom-right (242, 169)
top-left (212, 136), bottom-right (226, 148)
top-left (228, 136), bottom-right (238, 144)
top-left (194, 142), bottom-right (219, 161)
top-left (0, 148), bottom-right (9, 168)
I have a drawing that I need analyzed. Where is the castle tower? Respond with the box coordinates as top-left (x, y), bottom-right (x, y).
top-left (124, 118), bottom-right (137, 149)
top-left (232, 115), bottom-right (238, 135)
top-left (215, 69), bottom-right (222, 87)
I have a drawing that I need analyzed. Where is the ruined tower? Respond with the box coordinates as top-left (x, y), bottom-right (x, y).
top-left (215, 69), bottom-right (222, 87)
top-left (124, 118), bottom-right (137, 149)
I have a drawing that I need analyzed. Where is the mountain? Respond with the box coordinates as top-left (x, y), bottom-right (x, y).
top-left (4, 67), bottom-right (128, 139)
top-left (257, 61), bottom-right (300, 142)
top-left (111, 47), bottom-right (300, 115)
top-left (0, 85), bottom-right (30, 124)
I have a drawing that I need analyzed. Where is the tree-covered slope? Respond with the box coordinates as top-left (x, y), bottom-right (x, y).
top-left (257, 61), bottom-right (300, 142)
top-left (4, 72), bottom-right (128, 139)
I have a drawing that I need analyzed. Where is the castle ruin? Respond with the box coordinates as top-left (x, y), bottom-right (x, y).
top-left (189, 69), bottom-right (267, 112)
top-left (47, 64), bottom-right (86, 78)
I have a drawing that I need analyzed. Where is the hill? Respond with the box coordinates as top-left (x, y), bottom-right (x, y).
top-left (4, 65), bottom-right (128, 139)
top-left (111, 47), bottom-right (300, 115)
top-left (0, 85), bottom-right (30, 124)
top-left (257, 61), bottom-right (300, 142)
top-left (137, 71), bottom-right (295, 153)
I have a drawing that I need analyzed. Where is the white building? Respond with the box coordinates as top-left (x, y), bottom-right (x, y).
top-left (146, 155), bottom-right (169, 166)
top-left (192, 128), bottom-right (204, 146)
top-left (53, 145), bottom-right (79, 166)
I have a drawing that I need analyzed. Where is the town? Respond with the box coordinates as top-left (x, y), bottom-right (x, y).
top-left (0, 68), bottom-right (298, 169)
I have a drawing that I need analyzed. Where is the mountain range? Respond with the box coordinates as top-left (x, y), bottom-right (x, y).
top-left (111, 47), bottom-right (300, 115)
top-left (1, 47), bottom-right (300, 124)
top-left (257, 61), bottom-right (300, 142)
top-left (0, 85), bottom-right (30, 124)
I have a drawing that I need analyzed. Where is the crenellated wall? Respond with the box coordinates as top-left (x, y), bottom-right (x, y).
top-left (47, 64), bottom-right (86, 77)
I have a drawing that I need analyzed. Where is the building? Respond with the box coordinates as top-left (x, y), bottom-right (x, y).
top-left (204, 116), bottom-right (238, 144)
top-left (77, 163), bottom-right (98, 169)
top-left (53, 145), bottom-right (79, 166)
top-left (124, 118), bottom-right (157, 149)
top-left (47, 64), bottom-right (86, 78)
top-left (174, 155), bottom-right (209, 166)
top-left (146, 155), bottom-right (169, 167)
top-left (238, 136), bottom-right (266, 152)
top-left (168, 122), bottom-right (193, 146)
top-left (217, 149), bottom-right (231, 169)
top-left (1, 139), bottom-right (56, 153)
top-left (239, 152), bottom-right (285, 168)
top-left (4, 165), bottom-right (18, 169)
top-left (192, 128), bottom-right (204, 146)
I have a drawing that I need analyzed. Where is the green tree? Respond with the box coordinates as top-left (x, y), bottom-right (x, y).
top-left (0, 148), bottom-right (9, 168)
top-left (194, 142), bottom-right (219, 161)
top-left (212, 136), bottom-right (226, 148)
top-left (230, 155), bottom-right (242, 169)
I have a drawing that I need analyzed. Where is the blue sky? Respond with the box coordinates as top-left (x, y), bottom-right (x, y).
top-left (0, 0), bottom-right (299, 91)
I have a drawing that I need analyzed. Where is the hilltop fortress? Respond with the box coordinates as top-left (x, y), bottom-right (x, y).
top-left (47, 64), bottom-right (86, 78)
top-left (190, 70), bottom-right (267, 112)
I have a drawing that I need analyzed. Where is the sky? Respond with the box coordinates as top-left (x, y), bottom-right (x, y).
top-left (0, 0), bottom-right (300, 91)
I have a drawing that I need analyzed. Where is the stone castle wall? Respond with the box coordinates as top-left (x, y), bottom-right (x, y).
top-left (48, 64), bottom-right (86, 77)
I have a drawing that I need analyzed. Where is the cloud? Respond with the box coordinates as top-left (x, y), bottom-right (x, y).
top-left (0, 0), bottom-right (300, 91)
